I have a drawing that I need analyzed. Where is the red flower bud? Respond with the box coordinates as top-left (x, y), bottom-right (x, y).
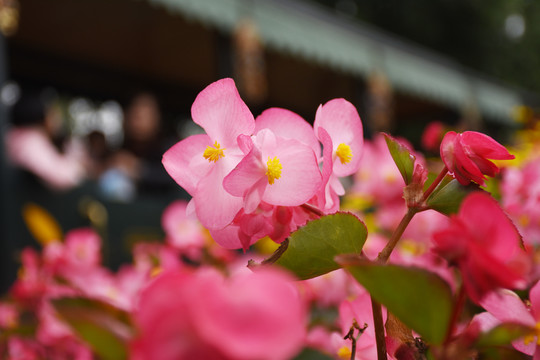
top-left (440, 131), bottom-right (514, 186)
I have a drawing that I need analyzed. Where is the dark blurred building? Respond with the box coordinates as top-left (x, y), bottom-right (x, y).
top-left (5, 0), bottom-right (527, 132)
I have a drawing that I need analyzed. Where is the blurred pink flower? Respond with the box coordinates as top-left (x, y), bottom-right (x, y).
top-left (131, 267), bottom-right (307, 360)
top-left (351, 134), bottom-right (419, 206)
top-left (421, 121), bottom-right (445, 152)
top-left (440, 131), bottom-right (514, 186)
top-left (432, 192), bottom-right (531, 303)
top-left (161, 199), bottom-right (207, 256)
top-left (0, 302), bottom-right (18, 329)
top-left (6, 337), bottom-right (44, 360)
top-left (338, 291), bottom-right (387, 360)
top-left (479, 281), bottom-right (540, 357)
top-left (501, 158), bottom-right (540, 246)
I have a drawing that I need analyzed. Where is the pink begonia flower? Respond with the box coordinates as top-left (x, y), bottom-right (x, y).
top-left (479, 282), bottom-right (540, 358)
top-left (313, 99), bottom-right (363, 212)
top-left (161, 199), bottom-right (207, 257)
top-left (224, 128), bottom-right (321, 214)
top-left (131, 267), bottom-right (306, 360)
top-left (209, 205), bottom-right (274, 250)
top-left (36, 301), bottom-right (94, 360)
top-left (131, 242), bottom-right (182, 274)
top-left (7, 337), bottom-right (44, 360)
top-left (501, 158), bottom-right (540, 246)
top-left (209, 202), bottom-right (316, 251)
top-left (350, 134), bottom-right (426, 219)
top-left (338, 291), bottom-right (388, 360)
top-left (0, 302), bottom-right (18, 329)
top-left (44, 228), bottom-right (101, 272)
top-left (440, 131), bottom-right (515, 186)
top-left (11, 248), bottom-right (48, 303)
top-left (314, 98), bottom-right (363, 177)
top-left (163, 78), bottom-right (255, 230)
top-left (300, 268), bottom-right (363, 308)
top-left (421, 121), bottom-right (445, 152)
top-left (432, 192), bottom-right (531, 303)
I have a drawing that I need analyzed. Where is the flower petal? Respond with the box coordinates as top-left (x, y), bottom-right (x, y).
top-left (530, 281), bottom-right (540, 320)
top-left (480, 289), bottom-right (535, 327)
top-left (194, 159), bottom-right (243, 230)
top-left (262, 137), bottom-right (322, 206)
top-left (162, 134), bottom-right (212, 195)
top-left (255, 108), bottom-right (321, 160)
top-left (191, 78), bottom-right (254, 148)
top-left (462, 131), bottom-right (515, 160)
top-left (223, 146), bottom-right (264, 198)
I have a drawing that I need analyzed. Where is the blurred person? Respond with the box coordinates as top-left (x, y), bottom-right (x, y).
top-left (100, 92), bottom-right (178, 201)
top-left (5, 89), bottom-right (87, 191)
top-left (85, 130), bottom-right (111, 179)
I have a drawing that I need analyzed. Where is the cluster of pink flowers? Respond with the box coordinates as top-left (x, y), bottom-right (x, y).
top-left (0, 205), bottom-right (312, 359)
top-left (162, 78), bottom-right (363, 251)
top-left (501, 155), bottom-right (540, 247)
top-left (3, 79), bottom-right (539, 360)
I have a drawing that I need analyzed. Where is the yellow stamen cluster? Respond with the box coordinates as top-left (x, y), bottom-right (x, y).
top-left (337, 346), bottom-right (352, 359)
top-left (203, 141), bottom-right (225, 162)
top-left (524, 322), bottom-right (540, 346)
top-left (336, 143), bottom-right (352, 164)
top-left (266, 156), bottom-right (282, 185)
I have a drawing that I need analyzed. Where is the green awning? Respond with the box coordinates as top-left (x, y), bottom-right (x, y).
top-left (149, 0), bottom-right (522, 123)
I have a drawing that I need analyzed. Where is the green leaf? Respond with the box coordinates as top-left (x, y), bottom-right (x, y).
top-left (292, 347), bottom-right (335, 360)
top-left (272, 212), bottom-right (367, 280)
top-left (51, 297), bottom-right (133, 360)
top-left (475, 322), bottom-right (532, 348)
top-left (426, 178), bottom-right (482, 215)
top-left (384, 133), bottom-right (416, 185)
top-left (337, 257), bottom-right (453, 345)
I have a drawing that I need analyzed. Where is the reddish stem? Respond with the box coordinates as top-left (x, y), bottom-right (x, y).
top-left (369, 165), bottom-right (449, 359)
top-left (420, 165), bottom-right (449, 203)
top-left (371, 297), bottom-right (388, 360)
top-left (444, 284), bottom-right (467, 345)
top-left (376, 208), bottom-right (417, 263)
top-left (300, 203), bottom-right (324, 217)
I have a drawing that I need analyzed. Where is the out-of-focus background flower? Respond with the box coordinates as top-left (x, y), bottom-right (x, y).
top-left (1, 0), bottom-right (539, 291)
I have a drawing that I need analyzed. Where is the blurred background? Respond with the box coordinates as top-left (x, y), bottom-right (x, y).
top-left (1, 0), bottom-right (539, 290)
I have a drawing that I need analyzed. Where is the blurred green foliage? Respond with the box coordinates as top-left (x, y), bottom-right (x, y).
top-left (315, 0), bottom-right (540, 94)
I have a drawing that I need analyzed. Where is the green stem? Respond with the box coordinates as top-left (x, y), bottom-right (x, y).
top-left (370, 165), bottom-right (449, 359)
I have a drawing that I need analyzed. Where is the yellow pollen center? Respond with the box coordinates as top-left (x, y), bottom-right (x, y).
top-left (203, 141), bottom-right (225, 162)
top-left (337, 346), bottom-right (352, 359)
top-left (336, 143), bottom-right (352, 164)
top-left (524, 322), bottom-right (540, 346)
top-left (266, 156), bottom-right (282, 185)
